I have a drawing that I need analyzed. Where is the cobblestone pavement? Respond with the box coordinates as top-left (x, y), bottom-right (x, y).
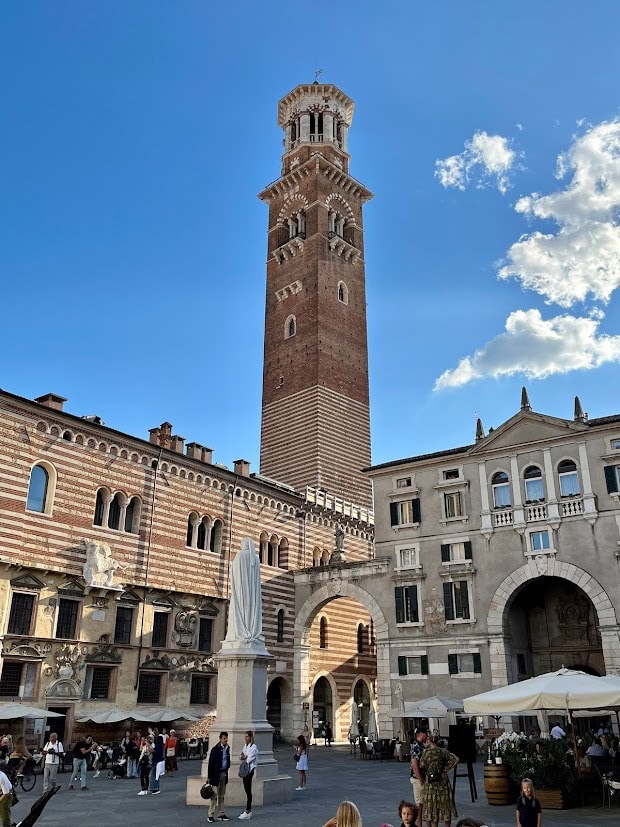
top-left (12, 744), bottom-right (619, 826)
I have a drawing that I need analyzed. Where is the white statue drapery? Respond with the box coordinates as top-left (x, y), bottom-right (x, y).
top-left (224, 537), bottom-right (265, 650)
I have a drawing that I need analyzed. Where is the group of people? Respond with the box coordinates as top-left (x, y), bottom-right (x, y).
top-left (319, 778), bottom-right (542, 827)
top-left (206, 730), bottom-right (259, 822)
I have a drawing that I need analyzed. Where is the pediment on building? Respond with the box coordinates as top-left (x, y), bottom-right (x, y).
top-left (2, 639), bottom-right (49, 659)
top-left (85, 644), bottom-right (123, 664)
top-left (117, 589), bottom-right (142, 605)
top-left (141, 652), bottom-right (171, 671)
top-left (46, 678), bottom-right (82, 699)
top-left (151, 593), bottom-right (176, 608)
top-left (197, 600), bottom-right (219, 617)
top-left (468, 411), bottom-right (589, 455)
top-left (10, 573), bottom-right (45, 590)
top-left (58, 579), bottom-right (85, 596)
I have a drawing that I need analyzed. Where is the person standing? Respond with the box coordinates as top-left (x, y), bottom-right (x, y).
top-left (165, 728), bottom-right (178, 776)
top-left (325, 722), bottom-right (333, 747)
top-left (409, 729), bottom-right (428, 827)
top-left (42, 732), bottom-right (64, 792)
top-left (206, 731), bottom-right (231, 823)
top-left (121, 730), bottom-right (138, 779)
top-left (69, 736), bottom-right (94, 790)
top-left (238, 731), bottom-right (258, 821)
top-left (302, 724), bottom-right (311, 750)
top-left (549, 724), bottom-right (566, 740)
top-left (137, 736), bottom-right (152, 796)
top-left (0, 767), bottom-right (13, 827)
top-left (419, 734), bottom-right (459, 827)
top-left (149, 734), bottom-right (164, 795)
top-left (294, 735), bottom-right (308, 790)
top-left (516, 778), bottom-right (542, 827)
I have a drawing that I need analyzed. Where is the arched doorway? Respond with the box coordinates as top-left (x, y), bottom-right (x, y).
top-left (266, 677), bottom-right (293, 741)
top-left (353, 679), bottom-right (371, 737)
top-left (312, 676), bottom-right (333, 739)
top-left (487, 560), bottom-right (620, 687)
top-left (507, 577), bottom-right (603, 679)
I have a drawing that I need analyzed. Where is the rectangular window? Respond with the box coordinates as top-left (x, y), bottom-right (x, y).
top-left (443, 469), bottom-right (460, 480)
top-left (444, 492), bottom-right (463, 519)
top-left (190, 675), bottom-right (212, 705)
top-left (443, 581), bottom-right (471, 621)
top-left (0, 662), bottom-right (23, 697)
top-left (525, 478), bottom-right (545, 502)
top-left (441, 541), bottom-right (473, 563)
top-left (492, 482), bottom-right (511, 508)
top-left (559, 471), bottom-right (580, 497)
top-left (84, 666), bottom-right (113, 700)
top-left (611, 439), bottom-right (620, 450)
top-left (530, 530), bottom-right (550, 552)
top-left (448, 652), bottom-right (482, 675)
top-left (396, 477), bottom-right (412, 489)
top-left (114, 606), bottom-right (134, 645)
top-left (394, 585), bottom-right (419, 624)
top-left (0, 662), bottom-right (37, 698)
top-left (198, 618), bottom-right (213, 653)
top-left (397, 655), bottom-right (429, 676)
top-left (397, 547), bottom-right (418, 569)
top-left (152, 611), bottom-right (169, 648)
top-left (137, 673), bottom-right (163, 704)
top-left (604, 465), bottom-right (620, 494)
top-left (7, 593), bottom-right (35, 636)
top-left (389, 498), bottom-right (421, 526)
top-left (56, 598), bottom-right (80, 640)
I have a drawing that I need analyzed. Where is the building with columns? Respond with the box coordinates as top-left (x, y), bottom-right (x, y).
top-left (366, 390), bottom-right (620, 727)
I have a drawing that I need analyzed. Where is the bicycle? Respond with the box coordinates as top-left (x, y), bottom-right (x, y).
top-left (7, 758), bottom-right (37, 792)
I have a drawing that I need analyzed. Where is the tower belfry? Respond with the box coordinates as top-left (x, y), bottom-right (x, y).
top-left (258, 82), bottom-right (373, 506)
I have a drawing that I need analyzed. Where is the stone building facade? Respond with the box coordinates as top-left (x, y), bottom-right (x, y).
top-left (365, 392), bottom-right (620, 728)
top-left (0, 389), bottom-right (374, 745)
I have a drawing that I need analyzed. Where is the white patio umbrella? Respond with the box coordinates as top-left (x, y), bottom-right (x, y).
top-left (368, 701), bottom-right (378, 738)
top-left (75, 709), bottom-right (139, 724)
top-left (463, 668), bottom-right (620, 715)
top-left (407, 695), bottom-right (464, 718)
top-left (138, 707), bottom-right (200, 723)
top-left (0, 703), bottom-right (65, 720)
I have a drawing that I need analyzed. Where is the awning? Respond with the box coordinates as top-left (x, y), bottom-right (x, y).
top-left (0, 704), bottom-right (65, 721)
top-left (75, 707), bottom-right (201, 724)
top-left (390, 695), bottom-right (464, 719)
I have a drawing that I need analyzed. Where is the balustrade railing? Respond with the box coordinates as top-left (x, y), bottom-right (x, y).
top-left (526, 503), bottom-right (547, 522)
top-left (560, 497), bottom-right (583, 517)
top-left (493, 509), bottom-right (513, 527)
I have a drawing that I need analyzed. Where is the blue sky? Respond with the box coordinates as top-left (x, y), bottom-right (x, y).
top-left (2, 2), bottom-right (619, 471)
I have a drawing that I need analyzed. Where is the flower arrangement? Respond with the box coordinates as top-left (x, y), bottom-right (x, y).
top-left (502, 738), bottom-right (576, 792)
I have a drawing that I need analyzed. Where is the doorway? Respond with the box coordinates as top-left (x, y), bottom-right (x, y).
top-left (312, 676), bottom-right (333, 739)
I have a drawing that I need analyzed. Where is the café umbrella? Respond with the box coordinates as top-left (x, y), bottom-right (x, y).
top-left (0, 704), bottom-right (65, 721)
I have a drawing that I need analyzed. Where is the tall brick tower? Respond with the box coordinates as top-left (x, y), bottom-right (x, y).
top-left (258, 82), bottom-right (373, 507)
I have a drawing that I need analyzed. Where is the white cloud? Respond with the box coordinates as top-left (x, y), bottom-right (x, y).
top-left (435, 131), bottom-right (516, 194)
top-left (434, 309), bottom-right (620, 390)
top-left (499, 119), bottom-right (620, 306)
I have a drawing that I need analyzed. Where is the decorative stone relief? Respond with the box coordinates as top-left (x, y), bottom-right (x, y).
top-left (46, 678), bottom-right (81, 699)
top-left (174, 610), bottom-right (197, 648)
top-left (54, 643), bottom-right (85, 679)
top-left (423, 598), bottom-right (447, 633)
top-left (533, 554), bottom-right (548, 576)
top-left (82, 538), bottom-right (122, 588)
top-left (275, 280), bottom-right (303, 302)
top-left (2, 639), bottom-right (51, 659)
top-left (85, 643), bottom-right (122, 664)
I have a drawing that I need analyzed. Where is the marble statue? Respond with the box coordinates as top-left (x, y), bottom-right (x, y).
top-left (224, 537), bottom-right (265, 648)
top-left (335, 523), bottom-right (345, 551)
top-left (82, 538), bottom-right (120, 588)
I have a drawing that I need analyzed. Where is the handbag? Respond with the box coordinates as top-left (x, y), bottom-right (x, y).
top-left (238, 760), bottom-right (250, 778)
top-left (200, 782), bottom-right (214, 800)
top-left (166, 748), bottom-right (175, 757)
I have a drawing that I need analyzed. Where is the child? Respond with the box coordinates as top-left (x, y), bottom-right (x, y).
top-left (516, 778), bottom-right (542, 827)
top-left (398, 799), bottom-right (419, 827)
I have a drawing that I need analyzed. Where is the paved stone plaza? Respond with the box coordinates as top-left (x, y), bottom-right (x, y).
top-left (12, 745), bottom-right (619, 826)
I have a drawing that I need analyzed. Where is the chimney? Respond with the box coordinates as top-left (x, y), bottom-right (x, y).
top-left (201, 447), bottom-right (214, 465)
top-left (234, 459), bottom-right (251, 477)
top-left (170, 435), bottom-right (185, 454)
top-left (159, 422), bottom-right (172, 449)
top-left (35, 393), bottom-right (67, 412)
top-left (186, 442), bottom-right (203, 460)
top-left (148, 427), bottom-right (161, 445)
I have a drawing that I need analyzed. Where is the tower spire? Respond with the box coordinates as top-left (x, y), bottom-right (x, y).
top-left (520, 386), bottom-right (531, 412)
top-left (475, 418), bottom-right (485, 442)
top-left (574, 395), bottom-right (587, 422)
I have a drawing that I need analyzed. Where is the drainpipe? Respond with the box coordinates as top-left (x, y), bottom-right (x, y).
top-left (134, 449), bottom-right (162, 690)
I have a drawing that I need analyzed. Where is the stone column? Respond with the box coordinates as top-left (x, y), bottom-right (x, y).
top-left (323, 111), bottom-right (334, 142)
top-left (284, 123), bottom-right (292, 151)
top-left (510, 455), bottom-right (525, 528)
top-left (479, 462), bottom-right (493, 534)
top-left (293, 642), bottom-right (311, 737)
top-left (578, 441), bottom-right (598, 521)
top-left (300, 113), bottom-right (310, 142)
top-left (341, 123), bottom-right (349, 151)
top-left (543, 448), bottom-right (560, 523)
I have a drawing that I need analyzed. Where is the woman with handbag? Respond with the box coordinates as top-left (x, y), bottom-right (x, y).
top-left (137, 736), bottom-right (152, 796)
top-left (238, 731), bottom-right (258, 820)
top-left (418, 735), bottom-right (459, 827)
top-left (294, 734), bottom-right (308, 790)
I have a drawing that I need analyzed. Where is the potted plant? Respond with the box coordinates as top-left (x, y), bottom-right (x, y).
top-left (505, 739), bottom-right (576, 809)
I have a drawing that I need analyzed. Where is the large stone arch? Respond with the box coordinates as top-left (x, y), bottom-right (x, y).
top-left (487, 558), bottom-right (620, 686)
top-left (293, 581), bottom-right (390, 738)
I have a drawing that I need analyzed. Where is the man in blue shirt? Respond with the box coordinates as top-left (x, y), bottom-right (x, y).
top-left (207, 732), bottom-right (231, 823)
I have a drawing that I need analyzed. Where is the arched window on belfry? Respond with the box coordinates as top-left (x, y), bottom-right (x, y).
top-left (284, 315), bottom-right (296, 339)
top-left (337, 281), bottom-right (349, 305)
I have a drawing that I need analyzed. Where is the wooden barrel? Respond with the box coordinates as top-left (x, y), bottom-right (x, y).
top-left (484, 763), bottom-right (512, 806)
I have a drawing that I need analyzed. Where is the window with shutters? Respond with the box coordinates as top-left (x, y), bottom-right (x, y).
top-left (440, 541), bottom-right (473, 564)
top-left (198, 618), bottom-right (213, 653)
top-left (152, 611), bottom-right (169, 648)
top-left (7, 592), bottom-right (36, 636)
top-left (448, 652), bottom-right (482, 676)
top-left (55, 598), bottom-right (80, 639)
top-left (397, 655), bottom-right (429, 677)
top-left (394, 585), bottom-right (420, 624)
top-left (604, 465), bottom-right (620, 496)
top-left (443, 580), bottom-right (471, 622)
top-left (390, 498), bottom-right (421, 527)
top-left (114, 606), bottom-right (134, 645)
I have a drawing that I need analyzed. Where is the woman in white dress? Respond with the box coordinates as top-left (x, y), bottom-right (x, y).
top-left (295, 735), bottom-right (308, 790)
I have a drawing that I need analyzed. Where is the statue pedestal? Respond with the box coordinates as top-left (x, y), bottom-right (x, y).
top-left (186, 643), bottom-right (292, 807)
